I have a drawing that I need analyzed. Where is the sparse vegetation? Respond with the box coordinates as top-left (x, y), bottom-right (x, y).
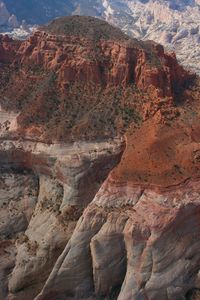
top-left (41, 16), bottom-right (131, 42)
top-left (0, 15), bottom-right (194, 144)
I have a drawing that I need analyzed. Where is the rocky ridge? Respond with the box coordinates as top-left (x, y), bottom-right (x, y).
top-left (0, 16), bottom-right (192, 142)
top-left (1, 0), bottom-right (200, 75)
top-left (0, 15), bottom-right (200, 300)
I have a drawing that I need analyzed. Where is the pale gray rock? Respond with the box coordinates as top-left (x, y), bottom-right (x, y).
top-left (0, 171), bottom-right (39, 300)
top-left (35, 180), bottom-right (200, 300)
top-left (101, 0), bottom-right (200, 74)
top-left (0, 105), bottom-right (124, 299)
top-left (0, 134), bottom-right (124, 299)
top-left (0, 1), bottom-right (10, 26)
top-left (8, 15), bottom-right (19, 28)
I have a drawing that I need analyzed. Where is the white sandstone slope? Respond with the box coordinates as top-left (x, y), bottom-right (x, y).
top-left (0, 127), bottom-right (124, 299)
top-left (35, 179), bottom-right (200, 300)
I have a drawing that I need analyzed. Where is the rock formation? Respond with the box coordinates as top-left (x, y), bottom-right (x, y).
top-left (0, 2), bottom-right (18, 27)
top-left (0, 15), bottom-right (199, 300)
top-left (2, 0), bottom-right (200, 75)
top-left (0, 16), bottom-right (192, 142)
top-left (0, 1), bottom-right (10, 26)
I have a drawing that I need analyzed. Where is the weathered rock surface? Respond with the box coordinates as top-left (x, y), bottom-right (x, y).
top-left (0, 34), bottom-right (20, 63)
top-left (100, 0), bottom-right (200, 75)
top-left (2, 0), bottom-right (200, 75)
top-left (18, 20), bottom-right (189, 97)
top-left (0, 137), bottom-right (123, 300)
top-left (36, 109), bottom-right (200, 300)
top-left (0, 16), bottom-right (193, 143)
top-left (0, 15), bottom-right (200, 300)
top-left (0, 171), bottom-right (38, 300)
top-left (36, 179), bottom-right (200, 300)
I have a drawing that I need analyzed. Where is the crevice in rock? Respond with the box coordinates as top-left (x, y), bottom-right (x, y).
top-left (185, 289), bottom-right (200, 300)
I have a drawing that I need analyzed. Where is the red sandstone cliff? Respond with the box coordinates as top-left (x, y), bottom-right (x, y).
top-left (0, 34), bottom-right (21, 63)
top-left (0, 16), bottom-right (193, 142)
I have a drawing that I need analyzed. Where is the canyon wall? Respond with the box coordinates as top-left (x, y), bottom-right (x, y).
top-left (0, 16), bottom-right (199, 300)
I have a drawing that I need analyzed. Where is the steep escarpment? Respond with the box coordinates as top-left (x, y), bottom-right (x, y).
top-left (1, 1), bottom-right (200, 74)
top-left (0, 15), bottom-right (200, 300)
top-left (36, 79), bottom-right (200, 300)
top-left (36, 179), bottom-right (200, 300)
top-left (0, 138), bottom-right (124, 300)
top-left (0, 16), bottom-right (192, 142)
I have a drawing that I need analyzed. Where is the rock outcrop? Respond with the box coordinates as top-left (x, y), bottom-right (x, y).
top-left (0, 138), bottom-right (124, 300)
top-left (35, 85), bottom-right (200, 300)
top-left (36, 178), bottom-right (200, 300)
top-left (0, 34), bottom-right (21, 63)
top-left (0, 15), bottom-right (200, 300)
top-left (0, 2), bottom-right (10, 26)
top-left (1, 0), bottom-right (200, 74)
top-left (17, 18), bottom-right (190, 96)
top-left (0, 2), bottom-right (19, 28)
top-left (100, 0), bottom-right (200, 75)
top-left (0, 16), bottom-right (193, 142)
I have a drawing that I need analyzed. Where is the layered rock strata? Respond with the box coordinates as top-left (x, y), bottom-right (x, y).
top-left (0, 17), bottom-right (193, 143)
top-left (36, 113), bottom-right (200, 300)
top-left (36, 180), bottom-right (200, 300)
top-left (0, 137), bottom-right (123, 300)
top-left (0, 16), bottom-right (199, 300)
